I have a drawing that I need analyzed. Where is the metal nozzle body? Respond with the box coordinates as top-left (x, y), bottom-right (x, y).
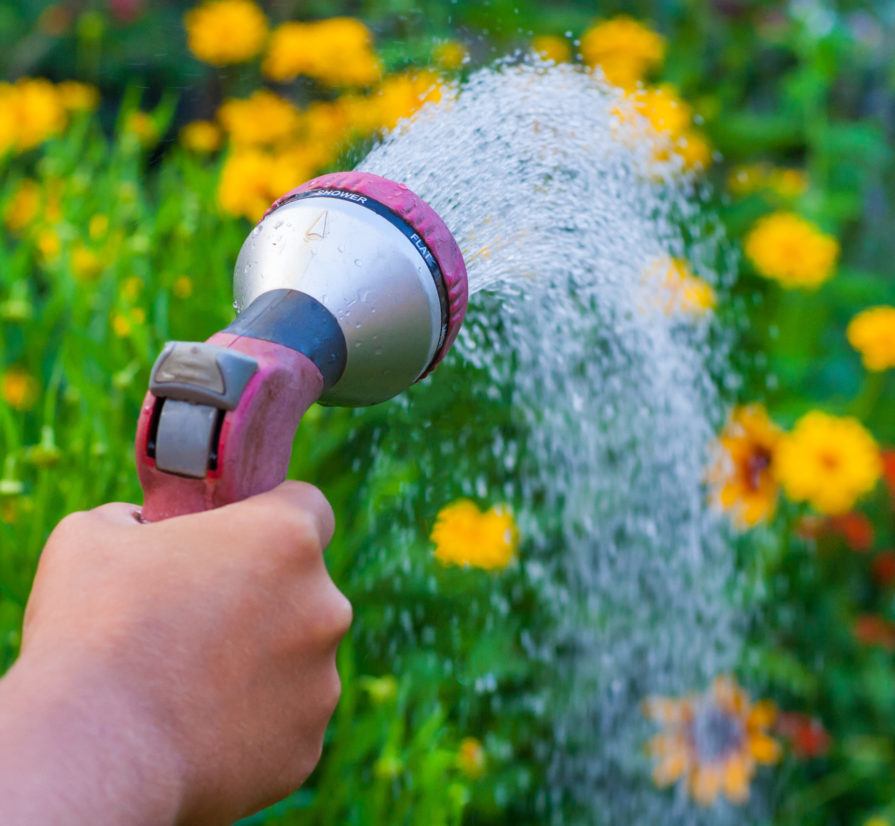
top-left (235, 193), bottom-right (445, 407)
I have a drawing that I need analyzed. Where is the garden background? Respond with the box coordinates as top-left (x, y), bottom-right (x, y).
top-left (1, 0), bottom-right (894, 824)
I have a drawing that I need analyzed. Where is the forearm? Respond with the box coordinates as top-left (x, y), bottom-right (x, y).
top-left (0, 652), bottom-right (186, 826)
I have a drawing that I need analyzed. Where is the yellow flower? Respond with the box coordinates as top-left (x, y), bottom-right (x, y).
top-left (2, 179), bottom-right (41, 234)
top-left (124, 111), bottom-right (159, 147)
top-left (71, 244), bottom-right (102, 281)
top-left (218, 90), bottom-right (302, 147)
top-left (580, 16), bottom-right (665, 89)
top-left (0, 78), bottom-right (67, 152)
top-left (1, 368), bottom-right (39, 411)
top-left (430, 500), bottom-right (518, 570)
top-left (180, 120), bottom-right (222, 153)
top-left (727, 163), bottom-right (768, 196)
top-left (532, 35), bottom-right (571, 64)
top-left (121, 277), bottom-right (143, 301)
top-left (644, 676), bottom-right (780, 806)
top-left (359, 674), bottom-right (398, 705)
top-left (865, 818), bottom-right (890, 826)
top-left (660, 257), bottom-right (716, 315)
top-left (363, 70), bottom-right (444, 133)
top-left (713, 405), bottom-right (781, 527)
top-left (769, 168), bottom-right (808, 199)
top-left (456, 737), bottom-right (486, 779)
top-left (57, 80), bottom-right (100, 112)
top-left (172, 275), bottom-right (194, 299)
top-left (37, 228), bottom-right (61, 262)
top-left (676, 129), bottom-right (712, 170)
top-left (847, 306), bottom-right (895, 371)
top-left (184, 0), bottom-right (268, 66)
top-left (433, 40), bottom-right (468, 71)
top-left (625, 84), bottom-right (691, 137)
top-left (262, 18), bottom-right (380, 87)
top-left (776, 411), bottom-right (882, 515)
top-left (88, 214), bottom-right (109, 240)
top-left (744, 212), bottom-right (838, 289)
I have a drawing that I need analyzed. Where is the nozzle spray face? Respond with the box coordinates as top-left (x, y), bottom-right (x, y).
top-left (234, 172), bottom-right (468, 407)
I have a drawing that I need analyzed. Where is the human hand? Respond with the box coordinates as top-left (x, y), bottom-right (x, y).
top-left (0, 481), bottom-right (351, 826)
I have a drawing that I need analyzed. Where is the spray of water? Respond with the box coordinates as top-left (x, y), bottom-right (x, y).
top-left (356, 60), bottom-right (757, 824)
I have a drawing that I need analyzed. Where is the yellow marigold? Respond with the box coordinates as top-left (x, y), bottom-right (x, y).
top-left (676, 129), bottom-right (712, 171)
top-left (1, 368), bottom-right (39, 411)
top-left (713, 405), bottom-right (781, 527)
top-left (433, 39), bottom-right (468, 71)
top-left (36, 228), bottom-right (61, 262)
top-left (218, 90), bottom-right (301, 147)
top-left (532, 35), bottom-right (571, 64)
top-left (365, 70), bottom-right (444, 133)
top-left (430, 499), bottom-right (518, 570)
top-left (580, 16), bottom-right (665, 89)
top-left (776, 411), bottom-right (882, 515)
top-left (727, 164), bottom-right (808, 199)
top-left (184, 0), bottom-right (267, 66)
top-left (662, 257), bottom-right (716, 315)
top-left (769, 167), bottom-right (809, 199)
top-left (625, 84), bottom-right (692, 137)
top-left (456, 737), bottom-right (486, 779)
top-left (172, 275), bottom-right (194, 299)
top-left (644, 676), bottom-right (780, 806)
top-left (124, 111), bottom-right (158, 147)
top-left (0, 78), bottom-right (67, 152)
top-left (744, 212), bottom-right (838, 289)
top-left (57, 80), bottom-right (100, 112)
top-left (71, 244), bottom-right (102, 281)
top-left (2, 179), bottom-right (41, 234)
top-left (847, 306), bottom-right (895, 371)
top-left (262, 18), bottom-right (380, 87)
top-left (180, 120), bottom-right (221, 153)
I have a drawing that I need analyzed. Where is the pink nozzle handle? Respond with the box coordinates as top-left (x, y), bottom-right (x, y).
top-left (136, 333), bottom-right (324, 522)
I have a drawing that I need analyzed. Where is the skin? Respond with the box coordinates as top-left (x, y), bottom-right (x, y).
top-left (0, 481), bottom-right (352, 825)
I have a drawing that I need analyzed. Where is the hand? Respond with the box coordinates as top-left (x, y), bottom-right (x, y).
top-left (0, 481), bottom-right (351, 826)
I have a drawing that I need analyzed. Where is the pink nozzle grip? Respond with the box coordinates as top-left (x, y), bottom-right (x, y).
top-left (136, 333), bottom-right (323, 522)
top-left (267, 171), bottom-right (468, 377)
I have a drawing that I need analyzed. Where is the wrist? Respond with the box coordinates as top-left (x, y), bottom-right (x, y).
top-left (0, 649), bottom-right (188, 825)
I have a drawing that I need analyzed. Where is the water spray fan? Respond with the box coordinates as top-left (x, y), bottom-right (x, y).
top-left (136, 172), bottom-right (468, 521)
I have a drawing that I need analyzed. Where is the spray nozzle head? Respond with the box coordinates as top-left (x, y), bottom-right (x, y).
top-left (233, 172), bottom-right (468, 407)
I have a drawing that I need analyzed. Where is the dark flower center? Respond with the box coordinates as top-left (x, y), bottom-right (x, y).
top-left (690, 705), bottom-right (744, 763)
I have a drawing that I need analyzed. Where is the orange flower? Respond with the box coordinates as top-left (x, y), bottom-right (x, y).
top-left (854, 614), bottom-right (895, 650)
top-left (714, 405), bottom-right (781, 527)
top-left (872, 552), bottom-right (895, 587)
top-left (826, 512), bottom-right (875, 552)
top-left (775, 712), bottom-right (830, 758)
top-left (645, 676), bottom-right (780, 806)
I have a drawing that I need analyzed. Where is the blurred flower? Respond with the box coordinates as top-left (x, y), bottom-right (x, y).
top-left (172, 275), bottom-right (194, 299)
top-left (580, 16), bottom-right (665, 89)
top-left (57, 81), bottom-right (100, 113)
top-left (124, 111), bottom-right (159, 147)
top-left (776, 412), bottom-right (881, 515)
top-left (1, 368), bottom-right (39, 411)
top-left (431, 500), bottom-right (518, 570)
top-left (769, 168), bottom-right (809, 199)
top-left (111, 309), bottom-right (144, 337)
top-left (359, 674), bottom-right (397, 705)
top-left (37, 228), bottom-right (61, 262)
top-left (676, 129), bottom-right (712, 170)
top-left (854, 614), bottom-right (895, 650)
top-left (37, 4), bottom-right (73, 35)
top-left (373, 753), bottom-right (403, 779)
top-left (218, 91), bottom-right (301, 147)
top-left (624, 84), bottom-right (692, 136)
top-left (184, 0), bottom-right (267, 66)
top-left (713, 405), bottom-right (781, 527)
top-left (744, 212), bottom-right (838, 289)
top-left (727, 163), bottom-right (767, 196)
top-left (865, 818), bottom-right (890, 826)
top-left (107, 0), bottom-right (144, 23)
top-left (2, 179), bottom-right (40, 234)
top-left (368, 70), bottom-right (444, 132)
top-left (728, 164), bottom-right (809, 199)
top-left (71, 244), bottom-right (102, 281)
top-left (0, 78), bottom-right (67, 153)
top-left (882, 449), bottom-right (895, 505)
top-left (532, 35), bottom-right (572, 63)
top-left (433, 40), bottom-right (468, 71)
top-left (659, 257), bottom-right (716, 315)
top-left (263, 18), bottom-right (380, 87)
top-left (775, 712), bottom-right (830, 758)
top-left (180, 120), bottom-right (222, 153)
top-left (847, 306), bottom-right (895, 371)
top-left (88, 214), bottom-right (109, 240)
top-left (826, 512), bottom-right (875, 552)
top-left (121, 277), bottom-right (143, 301)
top-left (872, 551), bottom-right (895, 587)
top-left (456, 737), bottom-right (486, 779)
top-left (644, 676), bottom-right (780, 806)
